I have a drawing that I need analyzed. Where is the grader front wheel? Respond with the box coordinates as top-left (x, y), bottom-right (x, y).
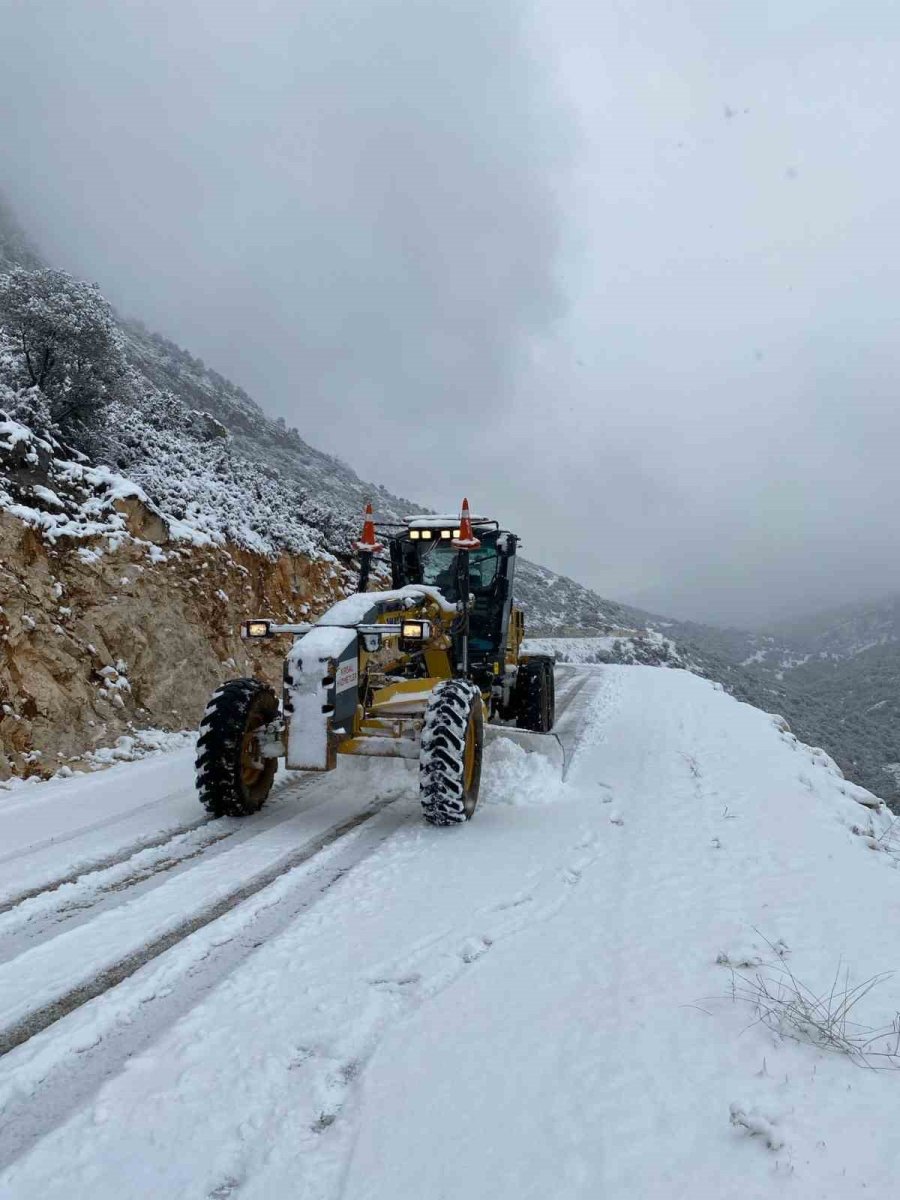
top-left (196, 678), bottom-right (278, 817)
top-left (419, 680), bottom-right (485, 826)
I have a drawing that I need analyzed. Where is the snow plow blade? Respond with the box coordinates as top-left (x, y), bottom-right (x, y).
top-left (485, 725), bottom-right (566, 777)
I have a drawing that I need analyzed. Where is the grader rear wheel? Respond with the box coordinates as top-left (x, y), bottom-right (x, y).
top-left (196, 678), bottom-right (278, 817)
top-left (419, 680), bottom-right (485, 826)
top-left (515, 658), bottom-right (555, 733)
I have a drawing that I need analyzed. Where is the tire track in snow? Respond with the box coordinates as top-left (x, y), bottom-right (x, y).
top-left (0, 817), bottom-right (215, 916)
top-left (552, 667), bottom-right (604, 776)
top-left (0, 786), bottom-right (203, 872)
top-left (0, 795), bottom-right (418, 1171)
top-left (0, 766), bottom-right (323, 912)
top-left (0, 774), bottom-right (330, 954)
top-left (0, 791), bottom-right (408, 1060)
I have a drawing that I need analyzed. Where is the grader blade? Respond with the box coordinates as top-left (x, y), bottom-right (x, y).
top-left (484, 725), bottom-right (566, 777)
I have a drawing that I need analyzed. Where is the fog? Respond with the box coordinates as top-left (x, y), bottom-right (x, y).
top-left (2, 0), bottom-right (900, 627)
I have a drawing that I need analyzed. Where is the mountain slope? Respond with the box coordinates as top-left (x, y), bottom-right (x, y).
top-left (689, 596), bottom-right (900, 805)
top-left (773, 594), bottom-right (900, 661)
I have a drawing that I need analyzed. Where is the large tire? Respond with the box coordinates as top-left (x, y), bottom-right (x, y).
top-left (196, 678), bottom-right (278, 817)
top-left (515, 658), bottom-right (555, 733)
top-left (419, 680), bottom-right (485, 826)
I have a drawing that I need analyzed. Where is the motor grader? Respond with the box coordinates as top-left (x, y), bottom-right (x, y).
top-left (195, 500), bottom-right (556, 826)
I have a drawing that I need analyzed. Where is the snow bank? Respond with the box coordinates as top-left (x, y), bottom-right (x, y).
top-left (481, 736), bottom-right (570, 806)
top-left (0, 728), bottom-right (195, 795)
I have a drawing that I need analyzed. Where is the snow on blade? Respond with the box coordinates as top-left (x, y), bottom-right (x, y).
top-left (315, 584), bottom-right (457, 626)
top-left (285, 626), bottom-right (357, 770)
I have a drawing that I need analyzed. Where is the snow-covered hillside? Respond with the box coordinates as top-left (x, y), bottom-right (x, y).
top-left (685, 597), bottom-right (900, 808)
top-left (1, 664), bottom-right (898, 1198)
top-left (523, 630), bottom-right (683, 667)
top-left (772, 595), bottom-right (900, 663)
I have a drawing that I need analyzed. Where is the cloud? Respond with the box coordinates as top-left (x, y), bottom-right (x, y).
top-left (4, 1), bottom-right (900, 627)
top-left (0, 1), bottom-right (566, 438)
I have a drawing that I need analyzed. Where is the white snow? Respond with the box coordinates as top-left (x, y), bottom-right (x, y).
top-left (0, 727), bottom-right (195, 796)
top-left (1, 665), bottom-right (899, 1198)
top-left (525, 634), bottom-right (625, 661)
top-left (741, 647), bottom-right (768, 666)
top-left (780, 652), bottom-right (813, 670)
top-left (285, 626), bottom-right (357, 769)
top-left (29, 485), bottom-right (64, 509)
top-left (406, 513), bottom-right (488, 527)
top-left (523, 631), bottom-right (681, 666)
top-left (316, 584), bottom-right (457, 626)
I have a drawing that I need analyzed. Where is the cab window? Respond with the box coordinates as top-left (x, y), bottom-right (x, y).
top-left (419, 540), bottom-right (498, 595)
top-left (467, 545), bottom-right (498, 590)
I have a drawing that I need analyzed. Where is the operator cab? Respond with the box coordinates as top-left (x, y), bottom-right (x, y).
top-left (389, 514), bottom-right (518, 682)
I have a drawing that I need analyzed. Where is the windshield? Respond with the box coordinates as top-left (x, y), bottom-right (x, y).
top-left (419, 540), bottom-right (498, 596)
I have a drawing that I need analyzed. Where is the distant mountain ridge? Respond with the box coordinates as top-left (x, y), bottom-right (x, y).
top-left (771, 595), bottom-right (900, 661)
top-left (701, 595), bottom-right (900, 806)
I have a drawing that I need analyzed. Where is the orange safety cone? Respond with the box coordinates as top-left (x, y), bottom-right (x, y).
top-left (355, 502), bottom-right (383, 553)
top-left (451, 497), bottom-right (481, 549)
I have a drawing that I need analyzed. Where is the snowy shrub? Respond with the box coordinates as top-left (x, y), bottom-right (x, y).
top-left (1, 383), bottom-right (52, 430)
top-left (0, 267), bottom-right (128, 429)
top-left (726, 956), bottom-right (900, 1069)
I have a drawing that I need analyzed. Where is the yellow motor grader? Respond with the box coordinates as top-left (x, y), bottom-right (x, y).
top-left (195, 500), bottom-right (555, 826)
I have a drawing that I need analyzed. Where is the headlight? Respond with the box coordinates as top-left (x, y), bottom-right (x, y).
top-left (401, 620), bottom-right (431, 641)
top-left (440, 529), bottom-right (452, 539)
top-left (409, 529), bottom-right (420, 539)
top-left (242, 619), bottom-right (272, 640)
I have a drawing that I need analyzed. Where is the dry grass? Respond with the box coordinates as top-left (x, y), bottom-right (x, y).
top-left (726, 935), bottom-right (900, 1070)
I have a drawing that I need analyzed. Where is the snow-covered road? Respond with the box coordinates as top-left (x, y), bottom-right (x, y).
top-left (2, 664), bottom-right (900, 1198)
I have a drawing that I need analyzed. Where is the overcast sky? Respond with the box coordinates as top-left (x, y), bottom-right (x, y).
top-left (2, 0), bottom-right (900, 627)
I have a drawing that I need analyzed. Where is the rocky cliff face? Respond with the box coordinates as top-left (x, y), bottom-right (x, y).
top-left (0, 501), bottom-right (346, 781)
